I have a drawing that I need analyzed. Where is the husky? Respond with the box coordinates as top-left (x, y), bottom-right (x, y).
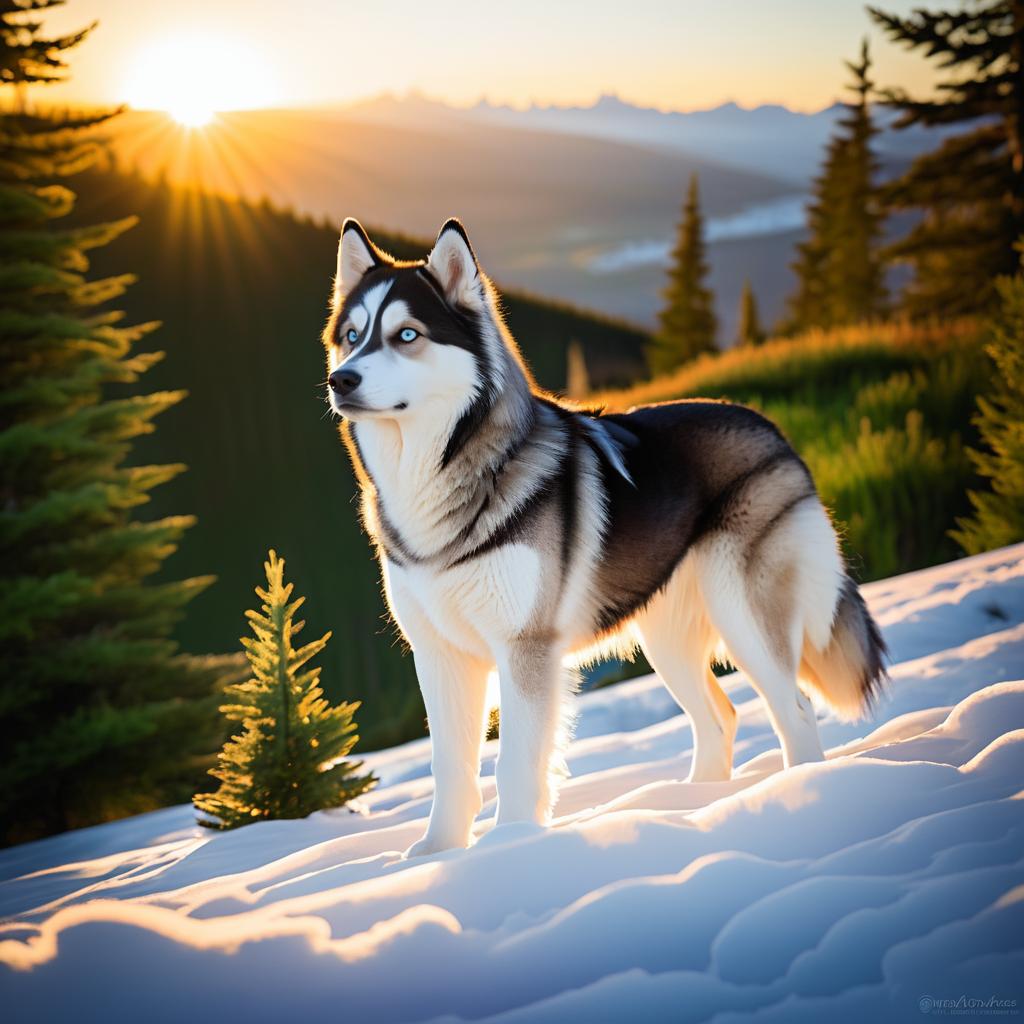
top-left (323, 218), bottom-right (886, 857)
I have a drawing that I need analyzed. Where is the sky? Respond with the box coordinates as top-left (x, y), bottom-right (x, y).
top-left (39, 0), bottom-right (938, 116)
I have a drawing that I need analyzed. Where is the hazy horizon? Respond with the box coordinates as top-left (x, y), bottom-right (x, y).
top-left (111, 89), bottom-right (862, 121)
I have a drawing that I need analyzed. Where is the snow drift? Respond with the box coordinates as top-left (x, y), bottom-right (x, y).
top-left (1, 546), bottom-right (1023, 1023)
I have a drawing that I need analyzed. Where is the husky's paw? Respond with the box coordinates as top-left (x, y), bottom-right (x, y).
top-left (403, 833), bottom-right (468, 859)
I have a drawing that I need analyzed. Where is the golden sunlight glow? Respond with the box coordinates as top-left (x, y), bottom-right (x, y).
top-left (121, 33), bottom-right (279, 127)
top-left (169, 100), bottom-right (215, 129)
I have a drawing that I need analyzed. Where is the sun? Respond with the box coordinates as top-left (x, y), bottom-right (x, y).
top-left (122, 33), bottom-right (278, 127)
top-left (168, 99), bottom-right (215, 129)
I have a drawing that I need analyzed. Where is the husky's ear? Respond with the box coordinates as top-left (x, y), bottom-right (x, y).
top-left (426, 219), bottom-right (484, 310)
top-left (335, 219), bottom-right (383, 303)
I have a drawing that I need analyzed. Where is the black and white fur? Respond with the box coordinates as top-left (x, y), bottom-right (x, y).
top-left (323, 219), bottom-right (886, 857)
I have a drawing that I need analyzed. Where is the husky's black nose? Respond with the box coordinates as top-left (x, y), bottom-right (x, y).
top-left (329, 369), bottom-right (361, 396)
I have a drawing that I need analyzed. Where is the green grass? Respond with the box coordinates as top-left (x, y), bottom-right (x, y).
top-left (599, 319), bottom-right (987, 581)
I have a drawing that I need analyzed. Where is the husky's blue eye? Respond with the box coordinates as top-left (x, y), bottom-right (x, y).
top-left (346, 328), bottom-right (358, 344)
top-left (399, 328), bottom-right (418, 343)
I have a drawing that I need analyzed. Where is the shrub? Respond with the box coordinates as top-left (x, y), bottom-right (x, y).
top-left (808, 412), bottom-right (970, 578)
top-left (195, 551), bottom-right (375, 829)
top-left (952, 261), bottom-right (1024, 554)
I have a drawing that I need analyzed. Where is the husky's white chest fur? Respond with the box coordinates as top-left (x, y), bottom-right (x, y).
top-left (387, 545), bottom-right (544, 660)
top-left (356, 418), bottom-right (549, 657)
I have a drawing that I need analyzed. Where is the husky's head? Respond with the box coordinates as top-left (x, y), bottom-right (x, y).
top-left (324, 219), bottom-right (519, 441)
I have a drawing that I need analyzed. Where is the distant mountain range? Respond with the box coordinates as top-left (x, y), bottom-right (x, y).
top-left (110, 93), bottom-right (949, 340)
top-left (342, 91), bottom-right (949, 186)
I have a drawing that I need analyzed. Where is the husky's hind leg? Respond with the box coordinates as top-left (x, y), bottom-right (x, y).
top-left (634, 560), bottom-right (737, 783)
top-left (696, 534), bottom-right (825, 769)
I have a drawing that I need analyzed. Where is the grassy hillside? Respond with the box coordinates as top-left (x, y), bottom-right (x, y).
top-left (598, 319), bottom-right (987, 582)
top-left (70, 168), bottom-right (650, 748)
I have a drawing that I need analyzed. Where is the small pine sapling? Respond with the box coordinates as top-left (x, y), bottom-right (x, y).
top-left (195, 551), bottom-right (376, 829)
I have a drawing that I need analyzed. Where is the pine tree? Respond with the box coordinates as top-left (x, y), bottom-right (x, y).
top-left (0, 0), bottom-right (228, 845)
top-left (784, 40), bottom-right (887, 333)
top-left (195, 552), bottom-right (376, 830)
top-left (951, 242), bottom-right (1024, 554)
top-left (648, 174), bottom-right (717, 375)
top-left (869, 2), bottom-right (1024, 317)
top-left (736, 279), bottom-right (765, 346)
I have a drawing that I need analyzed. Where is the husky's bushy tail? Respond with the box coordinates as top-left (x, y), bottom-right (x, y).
top-left (800, 575), bottom-right (887, 721)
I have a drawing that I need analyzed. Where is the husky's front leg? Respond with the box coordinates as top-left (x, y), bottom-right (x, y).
top-left (494, 640), bottom-right (570, 827)
top-left (405, 640), bottom-right (491, 858)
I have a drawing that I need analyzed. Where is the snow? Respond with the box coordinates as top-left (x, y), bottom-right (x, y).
top-left (2, 546), bottom-right (1023, 1023)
